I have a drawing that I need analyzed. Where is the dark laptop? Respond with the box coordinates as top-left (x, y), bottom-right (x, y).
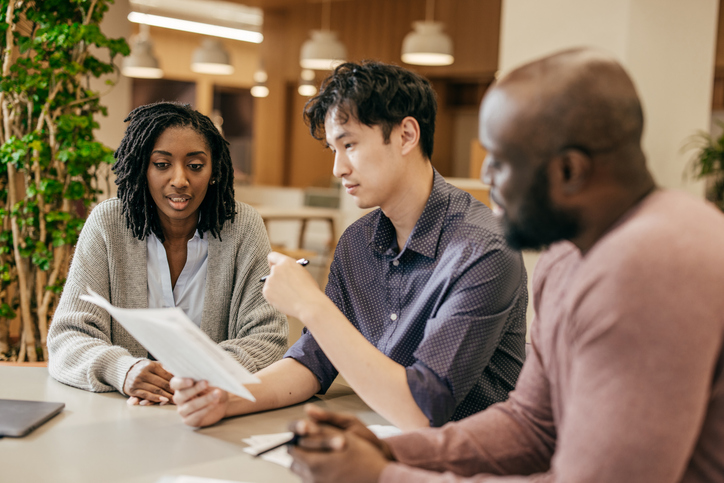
top-left (0, 399), bottom-right (65, 437)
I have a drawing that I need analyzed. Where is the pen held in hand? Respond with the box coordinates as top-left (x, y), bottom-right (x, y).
top-left (259, 258), bottom-right (310, 283)
top-left (253, 433), bottom-right (300, 457)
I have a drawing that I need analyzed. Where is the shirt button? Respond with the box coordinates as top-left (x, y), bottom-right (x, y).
top-left (392, 260), bottom-right (399, 266)
top-left (390, 313), bottom-right (398, 321)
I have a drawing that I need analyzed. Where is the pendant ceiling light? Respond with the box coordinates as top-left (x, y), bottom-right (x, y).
top-left (250, 69), bottom-right (269, 98)
top-left (401, 0), bottom-right (454, 66)
top-left (298, 69), bottom-right (318, 97)
top-left (191, 39), bottom-right (234, 75)
top-left (122, 24), bottom-right (163, 79)
top-left (299, 0), bottom-right (346, 70)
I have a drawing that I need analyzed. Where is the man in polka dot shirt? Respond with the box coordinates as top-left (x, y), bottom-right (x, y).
top-left (172, 61), bottom-right (528, 431)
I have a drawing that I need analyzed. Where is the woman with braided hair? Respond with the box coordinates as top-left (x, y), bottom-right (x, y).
top-left (48, 102), bottom-right (287, 405)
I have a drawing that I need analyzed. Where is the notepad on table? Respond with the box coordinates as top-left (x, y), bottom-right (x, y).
top-left (242, 425), bottom-right (402, 468)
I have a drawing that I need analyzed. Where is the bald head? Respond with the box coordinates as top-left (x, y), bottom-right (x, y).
top-left (482, 48), bottom-right (644, 168)
top-left (480, 48), bottom-right (656, 253)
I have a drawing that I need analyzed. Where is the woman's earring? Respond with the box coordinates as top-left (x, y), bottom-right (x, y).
top-left (210, 179), bottom-right (216, 185)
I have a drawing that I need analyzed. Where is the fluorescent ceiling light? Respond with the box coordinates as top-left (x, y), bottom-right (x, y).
top-left (129, 0), bottom-right (262, 27)
top-left (128, 12), bottom-right (263, 43)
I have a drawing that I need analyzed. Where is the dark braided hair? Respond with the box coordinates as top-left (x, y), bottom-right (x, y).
top-left (304, 61), bottom-right (437, 160)
top-left (113, 102), bottom-right (236, 242)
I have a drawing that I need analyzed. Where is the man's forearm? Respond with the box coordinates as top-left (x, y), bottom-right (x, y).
top-left (299, 298), bottom-right (430, 430)
top-left (225, 358), bottom-right (322, 417)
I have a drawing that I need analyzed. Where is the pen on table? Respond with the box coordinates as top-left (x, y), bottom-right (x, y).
top-left (253, 433), bottom-right (300, 457)
top-left (259, 258), bottom-right (310, 283)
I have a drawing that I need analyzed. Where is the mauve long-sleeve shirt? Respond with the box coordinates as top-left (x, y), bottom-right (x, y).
top-left (381, 190), bottom-right (724, 482)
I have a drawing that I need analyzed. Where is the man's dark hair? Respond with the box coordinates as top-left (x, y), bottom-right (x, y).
top-left (304, 61), bottom-right (437, 160)
top-left (113, 102), bottom-right (236, 242)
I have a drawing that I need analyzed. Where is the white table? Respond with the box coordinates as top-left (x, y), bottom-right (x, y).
top-left (0, 367), bottom-right (388, 483)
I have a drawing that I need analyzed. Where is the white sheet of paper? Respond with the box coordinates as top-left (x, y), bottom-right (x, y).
top-left (242, 431), bottom-right (295, 456)
top-left (255, 446), bottom-right (293, 468)
top-left (80, 287), bottom-right (260, 401)
top-left (241, 432), bottom-right (294, 467)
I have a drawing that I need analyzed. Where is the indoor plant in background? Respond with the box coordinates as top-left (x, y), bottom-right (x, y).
top-left (0, 0), bottom-right (128, 362)
top-left (687, 125), bottom-right (724, 212)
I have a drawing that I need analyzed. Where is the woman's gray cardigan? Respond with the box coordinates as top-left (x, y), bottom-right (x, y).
top-left (47, 198), bottom-right (288, 394)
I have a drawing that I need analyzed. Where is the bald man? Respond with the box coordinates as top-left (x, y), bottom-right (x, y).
top-left (284, 48), bottom-right (724, 483)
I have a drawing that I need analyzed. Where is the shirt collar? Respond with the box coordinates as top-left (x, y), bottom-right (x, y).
top-left (149, 228), bottom-right (204, 244)
top-left (371, 169), bottom-right (449, 259)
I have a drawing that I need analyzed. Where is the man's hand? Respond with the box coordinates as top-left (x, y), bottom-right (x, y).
top-left (123, 360), bottom-right (174, 405)
top-left (289, 424), bottom-right (391, 483)
top-left (170, 377), bottom-right (229, 427)
top-left (287, 405), bottom-right (396, 482)
top-left (262, 252), bottom-right (327, 320)
top-left (299, 404), bottom-right (394, 457)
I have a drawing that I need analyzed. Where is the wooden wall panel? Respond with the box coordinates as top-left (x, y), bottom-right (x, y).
top-left (253, 9), bottom-right (291, 185)
top-left (714, 0), bottom-right (724, 110)
top-left (717, 0), bottom-right (724, 69)
top-left (286, 84), bottom-right (335, 187)
top-left (713, 70), bottom-right (724, 111)
top-left (430, 80), bottom-right (454, 176)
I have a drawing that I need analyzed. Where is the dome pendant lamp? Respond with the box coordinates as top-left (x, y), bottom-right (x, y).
top-left (122, 24), bottom-right (163, 78)
top-left (191, 39), bottom-right (234, 75)
top-left (251, 68), bottom-right (269, 98)
top-left (298, 69), bottom-right (318, 96)
top-left (299, 0), bottom-right (346, 70)
top-left (401, 0), bottom-right (454, 66)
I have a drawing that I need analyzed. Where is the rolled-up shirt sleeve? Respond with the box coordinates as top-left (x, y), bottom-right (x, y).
top-left (406, 242), bottom-right (526, 426)
top-left (284, 328), bottom-right (338, 393)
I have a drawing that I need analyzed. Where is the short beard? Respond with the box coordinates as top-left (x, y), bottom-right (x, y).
top-left (503, 164), bottom-right (581, 251)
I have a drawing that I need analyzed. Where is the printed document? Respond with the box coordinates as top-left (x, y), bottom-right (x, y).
top-left (80, 287), bottom-right (260, 401)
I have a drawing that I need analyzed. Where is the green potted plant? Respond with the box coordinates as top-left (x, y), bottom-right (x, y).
top-left (687, 125), bottom-right (724, 212)
top-left (0, 0), bottom-right (129, 362)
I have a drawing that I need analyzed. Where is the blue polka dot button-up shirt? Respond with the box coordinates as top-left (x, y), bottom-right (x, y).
top-left (285, 170), bottom-right (528, 426)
